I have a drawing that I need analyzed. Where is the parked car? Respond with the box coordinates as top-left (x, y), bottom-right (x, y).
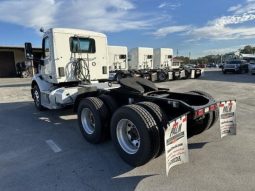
top-left (207, 63), bottom-right (217, 68)
top-left (222, 60), bottom-right (249, 74)
top-left (249, 62), bottom-right (255, 75)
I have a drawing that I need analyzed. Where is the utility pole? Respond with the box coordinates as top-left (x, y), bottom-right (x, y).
top-left (189, 52), bottom-right (191, 64)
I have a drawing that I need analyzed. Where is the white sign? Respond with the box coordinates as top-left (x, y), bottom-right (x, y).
top-left (219, 100), bottom-right (237, 138)
top-left (165, 114), bottom-right (189, 176)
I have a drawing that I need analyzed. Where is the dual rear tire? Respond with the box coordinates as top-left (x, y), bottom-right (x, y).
top-left (77, 97), bottom-right (165, 166)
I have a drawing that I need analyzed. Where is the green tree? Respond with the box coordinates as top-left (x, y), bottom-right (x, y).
top-left (240, 45), bottom-right (255, 54)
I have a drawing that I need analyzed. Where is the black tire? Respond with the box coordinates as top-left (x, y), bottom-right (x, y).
top-left (223, 70), bottom-right (226, 74)
top-left (110, 104), bottom-right (160, 166)
top-left (188, 112), bottom-right (213, 137)
top-left (98, 94), bottom-right (118, 115)
top-left (137, 102), bottom-right (167, 157)
top-left (116, 73), bottom-right (123, 82)
top-left (189, 90), bottom-right (219, 129)
top-left (99, 94), bottom-right (119, 139)
top-left (157, 71), bottom-right (167, 82)
top-left (78, 97), bottom-right (109, 144)
top-left (173, 71), bottom-right (181, 80)
top-left (32, 84), bottom-right (45, 111)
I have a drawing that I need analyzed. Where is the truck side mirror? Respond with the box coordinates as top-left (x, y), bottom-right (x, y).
top-left (24, 42), bottom-right (33, 59)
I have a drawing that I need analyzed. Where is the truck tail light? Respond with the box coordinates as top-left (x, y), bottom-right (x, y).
top-left (209, 104), bottom-right (217, 111)
top-left (195, 109), bottom-right (204, 117)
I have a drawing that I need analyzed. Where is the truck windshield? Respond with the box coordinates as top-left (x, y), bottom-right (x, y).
top-left (70, 37), bottom-right (96, 53)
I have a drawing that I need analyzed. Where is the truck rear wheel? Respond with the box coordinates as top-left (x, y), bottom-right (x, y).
top-left (157, 71), bottom-right (167, 82)
top-left (78, 97), bottom-right (109, 144)
top-left (188, 113), bottom-right (213, 137)
top-left (137, 101), bottom-right (167, 157)
top-left (110, 104), bottom-right (160, 166)
top-left (99, 94), bottom-right (118, 116)
top-left (99, 94), bottom-right (119, 138)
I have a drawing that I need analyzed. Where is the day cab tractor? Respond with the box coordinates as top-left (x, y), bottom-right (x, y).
top-left (26, 28), bottom-right (219, 166)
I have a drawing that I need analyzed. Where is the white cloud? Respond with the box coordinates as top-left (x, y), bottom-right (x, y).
top-left (0, 0), bottom-right (156, 32)
top-left (153, 0), bottom-right (255, 40)
top-left (158, 2), bottom-right (181, 9)
top-left (0, 0), bottom-right (59, 29)
top-left (228, 0), bottom-right (255, 14)
top-left (203, 45), bottom-right (246, 55)
top-left (228, 4), bottom-right (242, 12)
top-left (152, 25), bottom-right (191, 37)
top-left (211, 14), bottom-right (255, 26)
top-left (191, 13), bottom-right (255, 40)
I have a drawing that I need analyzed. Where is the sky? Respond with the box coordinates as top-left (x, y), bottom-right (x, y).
top-left (0, 0), bottom-right (255, 58)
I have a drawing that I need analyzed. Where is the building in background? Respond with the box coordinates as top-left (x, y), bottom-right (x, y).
top-left (0, 45), bottom-right (42, 77)
top-left (240, 53), bottom-right (255, 63)
top-left (172, 58), bottom-right (184, 69)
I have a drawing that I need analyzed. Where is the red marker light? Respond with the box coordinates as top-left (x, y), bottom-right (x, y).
top-left (196, 109), bottom-right (204, 117)
top-left (209, 104), bottom-right (217, 111)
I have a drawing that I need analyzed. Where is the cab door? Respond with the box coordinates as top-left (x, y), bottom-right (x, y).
top-left (41, 36), bottom-right (54, 81)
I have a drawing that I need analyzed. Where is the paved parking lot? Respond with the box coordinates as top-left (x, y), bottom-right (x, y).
top-left (0, 69), bottom-right (255, 191)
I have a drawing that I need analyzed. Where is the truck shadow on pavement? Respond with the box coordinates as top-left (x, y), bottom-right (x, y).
top-left (0, 101), bottom-right (158, 191)
top-left (188, 142), bottom-right (208, 150)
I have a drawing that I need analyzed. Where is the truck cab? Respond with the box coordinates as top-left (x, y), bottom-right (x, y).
top-left (26, 28), bottom-right (112, 110)
top-left (39, 28), bottom-right (109, 84)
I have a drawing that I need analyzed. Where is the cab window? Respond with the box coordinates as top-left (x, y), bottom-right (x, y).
top-left (42, 37), bottom-right (50, 58)
top-left (70, 37), bottom-right (96, 53)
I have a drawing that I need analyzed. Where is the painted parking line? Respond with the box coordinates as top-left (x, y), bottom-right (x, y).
top-left (46, 140), bottom-right (62, 153)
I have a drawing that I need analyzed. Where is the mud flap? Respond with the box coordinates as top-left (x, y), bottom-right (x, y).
top-left (165, 113), bottom-right (189, 176)
top-left (218, 100), bottom-right (237, 138)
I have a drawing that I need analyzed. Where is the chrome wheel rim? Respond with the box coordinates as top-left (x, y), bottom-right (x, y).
top-left (81, 108), bottom-right (95, 134)
top-left (116, 119), bottom-right (140, 154)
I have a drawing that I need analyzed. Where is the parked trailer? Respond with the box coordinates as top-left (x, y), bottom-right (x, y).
top-left (26, 28), bottom-right (219, 167)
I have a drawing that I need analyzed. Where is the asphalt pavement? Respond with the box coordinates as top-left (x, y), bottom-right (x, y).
top-left (0, 69), bottom-right (255, 191)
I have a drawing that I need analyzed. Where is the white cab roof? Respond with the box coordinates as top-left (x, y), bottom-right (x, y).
top-left (47, 28), bottom-right (106, 38)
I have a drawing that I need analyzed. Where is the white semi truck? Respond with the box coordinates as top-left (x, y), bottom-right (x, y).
top-left (108, 47), bottom-right (201, 82)
top-left (26, 28), bottom-right (219, 167)
top-left (108, 45), bottom-right (130, 81)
